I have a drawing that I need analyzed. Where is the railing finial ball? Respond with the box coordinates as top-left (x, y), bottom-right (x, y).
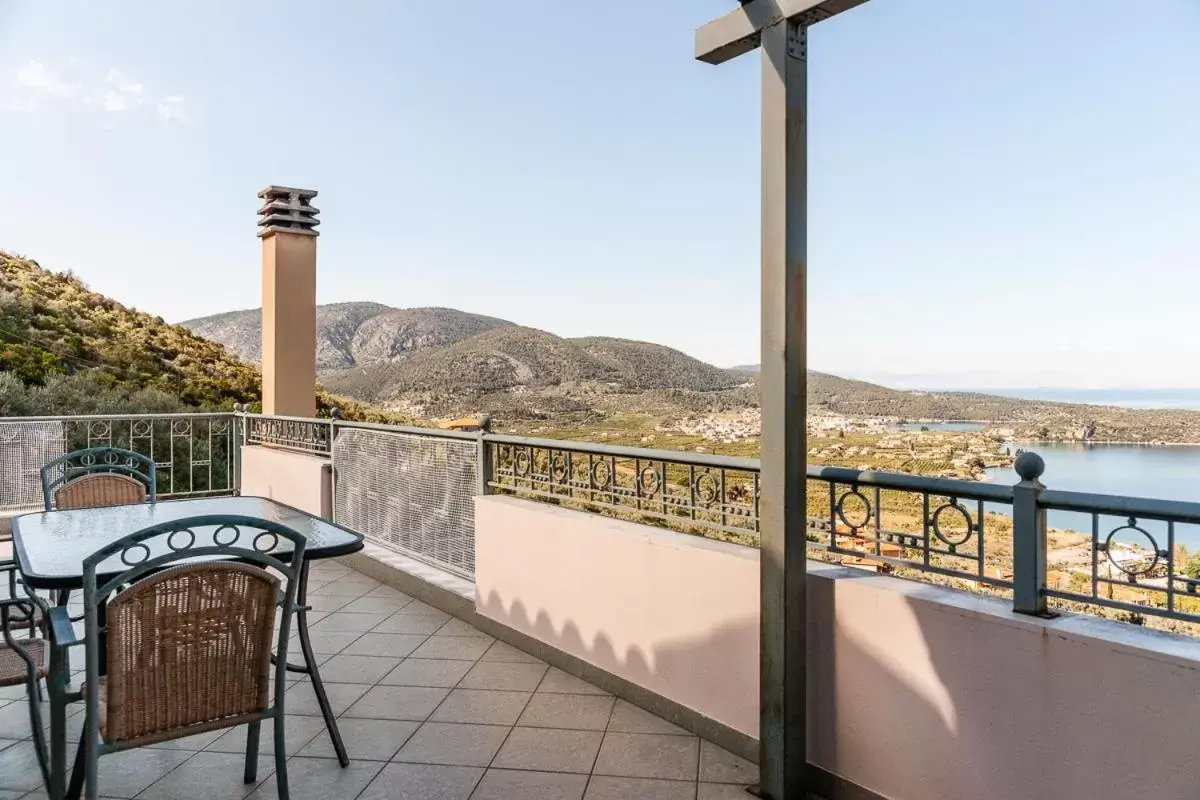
top-left (1014, 452), bottom-right (1045, 482)
top-left (330, 407), bottom-right (341, 420)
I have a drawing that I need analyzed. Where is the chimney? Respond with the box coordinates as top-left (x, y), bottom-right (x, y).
top-left (257, 185), bottom-right (319, 418)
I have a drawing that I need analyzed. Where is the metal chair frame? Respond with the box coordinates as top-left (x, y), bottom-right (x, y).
top-left (40, 446), bottom-right (157, 511)
top-left (46, 514), bottom-right (308, 800)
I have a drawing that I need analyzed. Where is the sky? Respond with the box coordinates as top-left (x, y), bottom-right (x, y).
top-left (0, 1), bottom-right (1198, 390)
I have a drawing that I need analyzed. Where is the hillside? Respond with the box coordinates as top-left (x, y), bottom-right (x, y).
top-left (183, 304), bottom-right (514, 371)
top-left (0, 251), bottom-right (404, 421)
top-left (0, 251), bottom-right (260, 408)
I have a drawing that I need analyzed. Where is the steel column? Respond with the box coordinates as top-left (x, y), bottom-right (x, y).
top-left (758, 17), bottom-right (808, 800)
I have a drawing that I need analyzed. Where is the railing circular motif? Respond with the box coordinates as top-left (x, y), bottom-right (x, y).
top-left (638, 466), bottom-right (661, 497)
top-left (88, 421), bottom-right (112, 439)
top-left (1104, 518), bottom-right (1159, 578)
top-left (591, 460), bottom-right (613, 490)
top-left (132, 420), bottom-right (153, 437)
top-left (171, 419), bottom-right (192, 436)
top-left (550, 454), bottom-right (568, 482)
top-left (931, 500), bottom-right (973, 547)
top-left (513, 450), bottom-right (531, 477)
top-left (835, 488), bottom-right (872, 530)
top-left (693, 472), bottom-right (719, 506)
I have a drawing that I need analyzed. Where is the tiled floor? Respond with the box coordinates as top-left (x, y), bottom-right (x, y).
top-left (0, 559), bottom-right (757, 799)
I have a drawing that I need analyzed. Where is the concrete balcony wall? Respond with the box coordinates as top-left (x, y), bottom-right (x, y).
top-left (475, 494), bottom-right (1200, 800)
top-left (239, 445), bottom-right (331, 519)
top-left (474, 495), bottom-right (760, 739)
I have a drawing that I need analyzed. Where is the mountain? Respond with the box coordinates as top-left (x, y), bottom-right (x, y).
top-left (186, 302), bottom-right (747, 417)
top-left (183, 304), bottom-right (513, 370)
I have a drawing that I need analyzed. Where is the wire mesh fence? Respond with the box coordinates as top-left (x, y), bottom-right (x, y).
top-left (0, 414), bottom-right (238, 511)
top-left (332, 426), bottom-right (479, 579)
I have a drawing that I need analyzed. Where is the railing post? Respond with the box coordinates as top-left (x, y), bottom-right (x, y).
top-left (232, 405), bottom-right (245, 495)
top-left (477, 432), bottom-right (493, 496)
top-left (1012, 452), bottom-right (1048, 615)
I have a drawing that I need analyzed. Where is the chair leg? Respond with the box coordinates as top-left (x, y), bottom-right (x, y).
top-left (65, 731), bottom-right (86, 800)
top-left (84, 718), bottom-right (99, 800)
top-left (273, 715), bottom-right (289, 800)
top-left (244, 721), bottom-right (261, 784)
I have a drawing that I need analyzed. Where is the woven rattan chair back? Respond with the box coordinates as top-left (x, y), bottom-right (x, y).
top-left (40, 446), bottom-right (156, 511)
top-left (76, 514), bottom-right (308, 800)
top-left (102, 561), bottom-right (278, 745)
top-left (53, 473), bottom-right (147, 511)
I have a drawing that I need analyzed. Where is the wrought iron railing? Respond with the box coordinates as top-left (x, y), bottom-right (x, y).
top-left (243, 412), bottom-right (333, 454)
top-left (233, 413), bottom-right (1200, 629)
top-left (0, 413), bottom-right (238, 509)
top-left (485, 434), bottom-right (760, 544)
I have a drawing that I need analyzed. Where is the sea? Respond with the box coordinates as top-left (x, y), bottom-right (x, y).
top-left (967, 389), bottom-right (1200, 549)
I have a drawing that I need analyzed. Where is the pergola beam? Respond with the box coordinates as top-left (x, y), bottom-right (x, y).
top-left (695, 0), bottom-right (870, 64)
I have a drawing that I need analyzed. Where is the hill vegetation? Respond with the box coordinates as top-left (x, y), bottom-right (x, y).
top-left (0, 251), bottom-right (403, 421)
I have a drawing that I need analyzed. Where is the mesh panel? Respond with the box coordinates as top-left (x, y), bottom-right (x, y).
top-left (0, 421), bottom-right (65, 512)
top-left (333, 428), bottom-right (478, 579)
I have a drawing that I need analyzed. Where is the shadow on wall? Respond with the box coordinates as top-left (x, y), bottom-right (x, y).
top-left (478, 589), bottom-right (758, 735)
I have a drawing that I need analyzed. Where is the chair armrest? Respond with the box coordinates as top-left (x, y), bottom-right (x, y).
top-left (45, 605), bottom-right (80, 647)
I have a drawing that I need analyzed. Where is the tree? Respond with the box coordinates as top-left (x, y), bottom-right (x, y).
top-left (1185, 553), bottom-right (1200, 581)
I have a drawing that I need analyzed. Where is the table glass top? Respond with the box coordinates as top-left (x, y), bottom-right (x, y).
top-left (13, 496), bottom-right (362, 587)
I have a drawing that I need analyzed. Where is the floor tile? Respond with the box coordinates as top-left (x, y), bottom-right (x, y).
top-left (309, 580), bottom-right (376, 598)
top-left (399, 600), bottom-right (449, 619)
top-left (309, 612), bottom-right (390, 634)
top-left (380, 658), bottom-right (475, 688)
top-left (357, 763), bottom-right (482, 800)
top-left (304, 594), bottom-right (355, 613)
top-left (607, 700), bottom-right (691, 736)
top-left (317, 654), bottom-right (404, 684)
top-left (699, 741), bottom-right (758, 785)
top-left (479, 641), bottom-right (545, 665)
top-left (372, 614), bottom-right (448, 635)
top-left (205, 716), bottom-right (328, 757)
top-left (244, 756), bottom-right (383, 799)
top-left (293, 630), bottom-right (361, 655)
top-left (0, 742), bottom-right (47, 792)
top-left (536, 669), bottom-right (609, 696)
top-left (517, 694), bottom-right (614, 731)
top-left (432, 618), bottom-right (491, 638)
top-left (409, 636), bottom-right (492, 661)
top-left (142, 728), bottom-right (229, 751)
top-left (472, 768), bottom-right (588, 800)
top-left (91, 746), bottom-right (193, 798)
top-left (393, 722), bottom-right (510, 767)
top-left (492, 728), bottom-right (602, 774)
top-left (285, 681), bottom-right (370, 717)
top-left (296, 718), bottom-right (418, 762)
top-left (340, 596), bottom-right (413, 615)
top-left (343, 685), bottom-right (450, 721)
top-left (460, 662), bottom-right (548, 692)
top-left (341, 633), bottom-right (428, 658)
top-left (430, 689), bottom-right (531, 726)
top-left (365, 585), bottom-right (414, 602)
top-left (584, 776), bottom-right (698, 800)
top-left (137, 752), bottom-right (274, 800)
top-left (593, 733), bottom-right (699, 781)
top-left (698, 783), bottom-right (754, 799)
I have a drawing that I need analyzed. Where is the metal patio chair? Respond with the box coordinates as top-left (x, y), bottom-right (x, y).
top-left (38, 447), bottom-right (156, 614)
top-left (40, 446), bottom-right (156, 512)
top-left (50, 514), bottom-right (307, 800)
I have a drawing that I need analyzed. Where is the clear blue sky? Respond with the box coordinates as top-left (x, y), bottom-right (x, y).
top-left (1, 1), bottom-right (1197, 389)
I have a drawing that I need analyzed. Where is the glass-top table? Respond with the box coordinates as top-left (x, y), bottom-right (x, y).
top-left (12, 495), bottom-right (362, 590)
top-left (11, 495), bottom-right (363, 778)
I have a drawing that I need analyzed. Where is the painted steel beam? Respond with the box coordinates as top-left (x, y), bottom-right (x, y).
top-left (695, 0), bottom-right (872, 64)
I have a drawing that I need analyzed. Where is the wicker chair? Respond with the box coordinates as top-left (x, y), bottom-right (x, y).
top-left (57, 514), bottom-right (307, 800)
top-left (0, 591), bottom-right (50, 790)
top-left (40, 447), bottom-right (156, 512)
top-left (39, 447), bottom-right (156, 615)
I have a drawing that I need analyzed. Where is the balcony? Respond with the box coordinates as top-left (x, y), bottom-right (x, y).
top-left (3, 411), bottom-right (1200, 799)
